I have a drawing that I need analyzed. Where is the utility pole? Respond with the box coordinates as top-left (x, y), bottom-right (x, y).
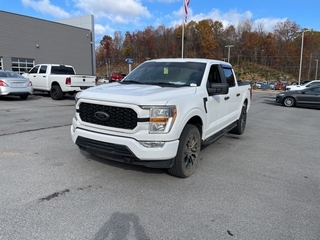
top-left (225, 45), bottom-right (234, 63)
top-left (298, 28), bottom-right (310, 85)
top-left (308, 53), bottom-right (312, 80)
top-left (315, 59), bottom-right (319, 80)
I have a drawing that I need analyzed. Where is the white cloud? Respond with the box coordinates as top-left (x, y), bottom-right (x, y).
top-left (157, 0), bottom-right (180, 2)
top-left (73, 0), bottom-right (151, 24)
top-left (94, 23), bottom-right (115, 36)
top-left (21, 0), bottom-right (71, 18)
top-left (169, 8), bottom-right (284, 32)
top-left (254, 17), bottom-right (288, 32)
top-left (192, 9), bottom-right (253, 29)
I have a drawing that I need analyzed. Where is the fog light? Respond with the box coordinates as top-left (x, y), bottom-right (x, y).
top-left (139, 141), bottom-right (165, 148)
top-left (71, 125), bottom-right (76, 133)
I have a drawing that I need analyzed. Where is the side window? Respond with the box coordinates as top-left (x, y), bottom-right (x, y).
top-left (39, 65), bottom-right (47, 74)
top-left (207, 65), bottom-right (221, 87)
top-left (312, 87), bottom-right (320, 92)
top-left (29, 65), bottom-right (39, 74)
top-left (223, 68), bottom-right (235, 87)
top-left (310, 82), bottom-right (320, 87)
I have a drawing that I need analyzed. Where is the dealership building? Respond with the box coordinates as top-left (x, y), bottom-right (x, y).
top-left (0, 10), bottom-right (96, 75)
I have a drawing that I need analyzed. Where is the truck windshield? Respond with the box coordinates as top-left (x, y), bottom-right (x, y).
top-left (122, 61), bottom-right (206, 87)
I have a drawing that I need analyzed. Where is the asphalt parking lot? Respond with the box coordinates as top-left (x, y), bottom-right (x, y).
top-left (0, 91), bottom-right (320, 240)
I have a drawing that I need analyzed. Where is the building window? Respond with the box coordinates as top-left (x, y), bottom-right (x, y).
top-left (11, 58), bottom-right (34, 74)
top-left (0, 57), bottom-right (3, 70)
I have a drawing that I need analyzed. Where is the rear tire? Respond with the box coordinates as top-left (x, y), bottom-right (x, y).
top-left (283, 97), bottom-right (295, 107)
top-left (50, 85), bottom-right (63, 100)
top-left (168, 124), bottom-right (201, 178)
top-left (230, 102), bottom-right (247, 135)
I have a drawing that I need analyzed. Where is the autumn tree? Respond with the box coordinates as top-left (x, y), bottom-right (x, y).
top-left (195, 19), bottom-right (218, 58)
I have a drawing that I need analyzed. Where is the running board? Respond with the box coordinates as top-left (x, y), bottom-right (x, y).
top-left (202, 122), bottom-right (237, 146)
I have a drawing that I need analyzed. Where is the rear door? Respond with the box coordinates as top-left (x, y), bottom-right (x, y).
top-left (205, 64), bottom-right (229, 135)
top-left (297, 87), bottom-right (320, 106)
top-left (222, 67), bottom-right (241, 121)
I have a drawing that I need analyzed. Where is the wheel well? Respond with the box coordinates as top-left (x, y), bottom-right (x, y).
top-left (51, 82), bottom-right (60, 87)
top-left (187, 116), bottom-right (203, 138)
top-left (243, 99), bottom-right (248, 107)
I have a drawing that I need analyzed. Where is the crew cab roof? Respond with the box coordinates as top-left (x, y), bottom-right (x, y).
top-left (146, 58), bottom-right (232, 68)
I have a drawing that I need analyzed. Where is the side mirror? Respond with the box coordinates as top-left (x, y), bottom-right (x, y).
top-left (207, 83), bottom-right (229, 95)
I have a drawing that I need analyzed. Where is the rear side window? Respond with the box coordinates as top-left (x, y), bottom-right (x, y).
top-left (223, 68), bottom-right (235, 87)
top-left (51, 66), bottom-right (75, 75)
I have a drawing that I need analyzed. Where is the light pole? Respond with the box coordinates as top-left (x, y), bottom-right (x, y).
top-left (298, 29), bottom-right (310, 85)
top-left (315, 59), bottom-right (318, 80)
top-left (225, 45), bottom-right (234, 63)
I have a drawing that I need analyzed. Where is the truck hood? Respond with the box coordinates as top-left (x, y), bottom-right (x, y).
top-left (78, 83), bottom-right (197, 105)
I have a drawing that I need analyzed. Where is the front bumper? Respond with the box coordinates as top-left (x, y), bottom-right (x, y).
top-left (275, 95), bottom-right (284, 104)
top-left (71, 126), bottom-right (179, 168)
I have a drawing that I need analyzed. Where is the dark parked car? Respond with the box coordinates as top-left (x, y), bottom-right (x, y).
top-left (276, 86), bottom-right (320, 108)
top-left (0, 70), bottom-right (33, 99)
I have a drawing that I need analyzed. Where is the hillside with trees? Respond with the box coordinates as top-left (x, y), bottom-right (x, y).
top-left (95, 19), bottom-right (320, 83)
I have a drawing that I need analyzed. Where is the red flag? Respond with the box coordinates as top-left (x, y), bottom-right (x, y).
top-left (184, 0), bottom-right (190, 23)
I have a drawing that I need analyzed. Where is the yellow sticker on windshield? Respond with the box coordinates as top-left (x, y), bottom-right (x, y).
top-left (164, 67), bottom-right (169, 74)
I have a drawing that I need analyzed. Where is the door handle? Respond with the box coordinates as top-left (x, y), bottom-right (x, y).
top-left (224, 96), bottom-right (230, 100)
top-left (236, 93), bottom-right (240, 96)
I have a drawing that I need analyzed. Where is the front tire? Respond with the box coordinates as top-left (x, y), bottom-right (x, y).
top-left (50, 85), bottom-right (63, 100)
top-left (230, 102), bottom-right (247, 135)
top-left (283, 97), bottom-right (295, 107)
top-left (168, 124), bottom-right (201, 178)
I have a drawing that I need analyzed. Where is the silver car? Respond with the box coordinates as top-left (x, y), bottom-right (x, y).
top-left (0, 70), bottom-right (33, 99)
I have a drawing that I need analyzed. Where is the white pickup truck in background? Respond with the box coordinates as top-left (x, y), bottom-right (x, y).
top-left (23, 64), bottom-right (96, 100)
top-left (285, 80), bottom-right (320, 91)
top-left (71, 58), bottom-right (252, 178)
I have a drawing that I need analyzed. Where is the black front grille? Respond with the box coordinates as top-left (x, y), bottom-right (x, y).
top-left (79, 102), bottom-right (138, 129)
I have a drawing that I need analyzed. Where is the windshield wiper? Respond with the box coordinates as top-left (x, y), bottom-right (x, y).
top-left (145, 82), bottom-right (178, 87)
top-left (120, 80), bottom-right (143, 84)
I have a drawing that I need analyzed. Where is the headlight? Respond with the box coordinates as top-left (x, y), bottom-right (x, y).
top-left (141, 106), bottom-right (177, 133)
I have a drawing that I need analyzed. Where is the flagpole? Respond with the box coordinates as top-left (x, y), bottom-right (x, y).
top-left (181, 17), bottom-right (185, 58)
top-left (181, 0), bottom-right (190, 58)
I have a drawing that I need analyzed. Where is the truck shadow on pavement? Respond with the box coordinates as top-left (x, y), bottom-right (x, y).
top-left (80, 150), bottom-right (167, 176)
top-left (32, 91), bottom-right (75, 100)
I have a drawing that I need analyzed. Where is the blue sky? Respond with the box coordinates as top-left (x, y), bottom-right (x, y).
top-left (1, 0), bottom-right (320, 44)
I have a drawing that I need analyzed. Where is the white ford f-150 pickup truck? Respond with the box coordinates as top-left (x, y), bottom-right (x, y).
top-left (23, 64), bottom-right (96, 100)
top-left (71, 58), bottom-right (252, 178)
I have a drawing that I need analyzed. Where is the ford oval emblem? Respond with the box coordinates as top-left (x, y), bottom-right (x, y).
top-left (94, 111), bottom-right (110, 121)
